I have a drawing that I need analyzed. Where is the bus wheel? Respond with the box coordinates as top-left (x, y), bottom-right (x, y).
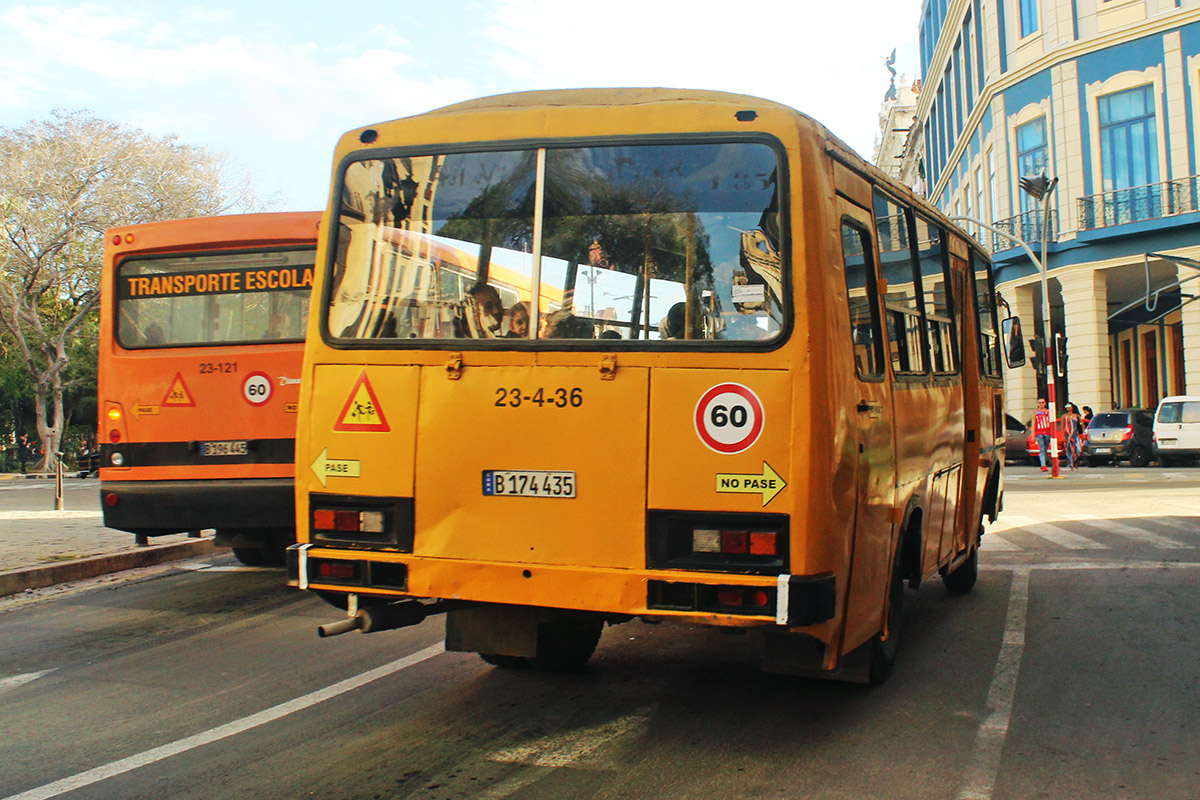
top-left (868, 552), bottom-right (905, 684)
top-left (232, 547), bottom-right (267, 567)
top-left (528, 616), bottom-right (604, 671)
top-left (943, 543), bottom-right (979, 595)
top-left (480, 653), bottom-right (529, 668)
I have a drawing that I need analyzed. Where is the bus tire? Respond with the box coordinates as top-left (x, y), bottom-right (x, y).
top-left (232, 547), bottom-right (267, 566)
top-left (480, 653), bottom-right (529, 668)
top-left (868, 546), bottom-right (906, 684)
top-left (528, 616), bottom-right (604, 671)
top-left (943, 541), bottom-right (979, 595)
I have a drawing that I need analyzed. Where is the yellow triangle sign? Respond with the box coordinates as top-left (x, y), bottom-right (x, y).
top-left (333, 371), bottom-right (390, 432)
top-left (161, 372), bottom-right (196, 407)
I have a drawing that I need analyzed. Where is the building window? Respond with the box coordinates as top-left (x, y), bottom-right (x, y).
top-left (1099, 84), bottom-right (1158, 192)
top-left (1016, 117), bottom-right (1049, 215)
top-left (1097, 84), bottom-right (1160, 225)
top-left (1020, 0), bottom-right (1040, 37)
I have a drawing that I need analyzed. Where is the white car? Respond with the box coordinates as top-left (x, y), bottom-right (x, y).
top-left (1153, 395), bottom-right (1200, 466)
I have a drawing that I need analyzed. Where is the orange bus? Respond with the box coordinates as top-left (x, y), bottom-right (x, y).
top-left (290, 90), bottom-right (1015, 682)
top-left (99, 212), bottom-right (321, 565)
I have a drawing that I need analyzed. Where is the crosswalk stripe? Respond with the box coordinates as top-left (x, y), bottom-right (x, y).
top-left (1153, 517), bottom-right (1198, 535)
top-left (1071, 516), bottom-right (1188, 549)
top-left (1021, 523), bottom-right (1110, 550)
top-left (982, 534), bottom-right (1020, 551)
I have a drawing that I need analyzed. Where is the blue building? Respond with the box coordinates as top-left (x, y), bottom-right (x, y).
top-left (904, 0), bottom-right (1200, 424)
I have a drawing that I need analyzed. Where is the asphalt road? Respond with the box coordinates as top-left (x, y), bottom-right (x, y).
top-left (1, 468), bottom-right (1197, 800)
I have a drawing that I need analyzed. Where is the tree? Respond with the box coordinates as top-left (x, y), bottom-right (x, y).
top-left (0, 110), bottom-right (260, 471)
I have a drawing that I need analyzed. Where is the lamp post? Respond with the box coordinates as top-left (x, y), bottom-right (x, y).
top-left (1020, 173), bottom-right (1061, 477)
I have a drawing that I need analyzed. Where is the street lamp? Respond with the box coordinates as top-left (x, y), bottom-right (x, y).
top-left (1020, 172), bottom-right (1061, 477)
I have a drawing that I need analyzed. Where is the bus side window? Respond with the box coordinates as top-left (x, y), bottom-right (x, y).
top-left (873, 190), bottom-right (926, 376)
top-left (841, 220), bottom-right (884, 380)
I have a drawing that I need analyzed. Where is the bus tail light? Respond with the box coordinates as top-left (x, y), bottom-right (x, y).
top-left (309, 494), bottom-right (413, 551)
top-left (648, 511), bottom-right (788, 575)
top-left (105, 402), bottom-right (126, 446)
top-left (649, 580), bottom-right (777, 617)
top-left (692, 529), bottom-right (778, 557)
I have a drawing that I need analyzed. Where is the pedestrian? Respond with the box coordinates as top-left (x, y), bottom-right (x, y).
top-left (1082, 406), bottom-right (1094, 425)
top-left (1061, 402), bottom-right (1083, 470)
top-left (1033, 398), bottom-right (1054, 472)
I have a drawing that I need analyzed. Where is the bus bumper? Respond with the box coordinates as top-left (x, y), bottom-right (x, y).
top-left (99, 478), bottom-right (294, 535)
top-left (287, 545), bottom-right (837, 628)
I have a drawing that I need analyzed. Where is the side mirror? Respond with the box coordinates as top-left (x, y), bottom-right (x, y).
top-left (1001, 316), bottom-right (1026, 368)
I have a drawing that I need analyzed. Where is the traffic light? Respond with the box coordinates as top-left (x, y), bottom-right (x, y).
top-left (1029, 337), bottom-right (1044, 374)
top-left (1055, 333), bottom-right (1068, 377)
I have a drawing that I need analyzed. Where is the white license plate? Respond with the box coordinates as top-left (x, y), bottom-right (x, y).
top-left (200, 440), bottom-right (249, 456)
top-left (483, 470), bottom-right (575, 498)
top-left (1094, 447), bottom-right (1112, 454)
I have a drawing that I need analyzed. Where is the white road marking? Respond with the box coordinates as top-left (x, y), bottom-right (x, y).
top-left (0, 643), bottom-right (444, 800)
top-left (478, 709), bottom-right (652, 799)
top-left (981, 535), bottom-right (1020, 551)
top-left (0, 510), bottom-right (102, 520)
top-left (0, 669), bottom-right (55, 692)
top-left (955, 568), bottom-right (1030, 800)
top-left (1070, 516), bottom-right (1188, 549)
top-left (1020, 523), bottom-right (1109, 550)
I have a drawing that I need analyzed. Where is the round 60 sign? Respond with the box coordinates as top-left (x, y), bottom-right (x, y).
top-left (694, 383), bottom-right (764, 454)
top-left (242, 371), bottom-right (273, 406)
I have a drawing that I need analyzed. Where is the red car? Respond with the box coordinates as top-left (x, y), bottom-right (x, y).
top-left (1025, 425), bottom-right (1072, 465)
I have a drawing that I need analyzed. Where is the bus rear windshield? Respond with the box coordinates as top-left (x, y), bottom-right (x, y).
top-left (117, 250), bottom-right (314, 348)
top-left (327, 141), bottom-right (785, 344)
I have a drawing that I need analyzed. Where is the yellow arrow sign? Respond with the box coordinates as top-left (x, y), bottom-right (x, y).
top-left (715, 461), bottom-right (787, 506)
top-left (310, 448), bottom-right (361, 487)
top-left (130, 402), bottom-right (160, 420)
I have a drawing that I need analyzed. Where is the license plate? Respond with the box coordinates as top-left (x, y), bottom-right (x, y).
top-left (1095, 447), bottom-right (1112, 454)
top-left (483, 470), bottom-right (575, 498)
top-left (200, 440), bottom-right (249, 457)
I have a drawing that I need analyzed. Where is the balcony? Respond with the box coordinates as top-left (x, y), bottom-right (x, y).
top-left (1078, 176), bottom-right (1200, 231)
top-left (990, 210), bottom-right (1056, 253)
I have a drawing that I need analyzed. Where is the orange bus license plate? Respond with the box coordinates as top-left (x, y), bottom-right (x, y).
top-left (200, 440), bottom-right (249, 457)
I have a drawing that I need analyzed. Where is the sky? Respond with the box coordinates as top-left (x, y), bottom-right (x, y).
top-left (0, 0), bottom-right (923, 212)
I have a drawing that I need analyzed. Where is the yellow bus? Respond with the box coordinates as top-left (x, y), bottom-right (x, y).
top-left (290, 90), bottom-right (1014, 682)
top-left (99, 212), bottom-right (320, 565)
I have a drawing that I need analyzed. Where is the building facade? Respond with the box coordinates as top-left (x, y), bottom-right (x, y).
top-left (899, 0), bottom-right (1200, 425)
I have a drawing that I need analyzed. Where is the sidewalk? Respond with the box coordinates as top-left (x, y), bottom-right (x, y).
top-left (0, 475), bottom-right (215, 597)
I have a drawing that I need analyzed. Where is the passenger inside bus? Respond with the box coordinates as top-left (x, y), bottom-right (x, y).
top-left (541, 308), bottom-right (594, 339)
top-left (504, 302), bottom-right (530, 338)
top-left (454, 283), bottom-right (504, 338)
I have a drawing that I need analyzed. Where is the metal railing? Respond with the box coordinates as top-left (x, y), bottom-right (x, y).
top-left (990, 210), bottom-right (1056, 253)
top-left (1078, 176), bottom-right (1200, 231)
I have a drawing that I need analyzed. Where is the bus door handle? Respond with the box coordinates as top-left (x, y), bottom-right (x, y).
top-left (857, 400), bottom-right (883, 418)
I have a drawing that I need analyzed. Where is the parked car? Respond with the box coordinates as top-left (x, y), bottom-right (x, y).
top-left (1004, 414), bottom-right (1029, 463)
top-left (1153, 395), bottom-right (1200, 466)
top-left (1080, 408), bottom-right (1155, 467)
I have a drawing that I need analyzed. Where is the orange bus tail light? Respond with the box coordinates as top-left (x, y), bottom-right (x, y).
top-left (648, 512), bottom-right (788, 574)
top-left (309, 495), bottom-right (413, 551)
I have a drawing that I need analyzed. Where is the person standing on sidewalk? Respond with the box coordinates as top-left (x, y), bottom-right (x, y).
top-left (17, 434), bottom-right (30, 474)
top-left (1033, 398), bottom-right (1054, 472)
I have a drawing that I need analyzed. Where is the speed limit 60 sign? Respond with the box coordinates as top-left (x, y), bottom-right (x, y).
top-left (242, 371), bottom-right (273, 406)
top-left (694, 383), bottom-right (764, 454)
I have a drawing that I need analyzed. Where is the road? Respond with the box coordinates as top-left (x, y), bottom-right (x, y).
top-left (1, 468), bottom-right (1197, 800)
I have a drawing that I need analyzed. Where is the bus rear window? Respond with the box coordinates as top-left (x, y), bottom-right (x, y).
top-left (116, 250), bottom-right (314, 348)
top-left (327, 141), bottom-right (785, 344)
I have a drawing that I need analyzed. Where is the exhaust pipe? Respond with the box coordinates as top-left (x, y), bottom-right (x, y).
top-left (317, 600), bottom-right (433, 638)
top-left (318, 616), bottom-right (363, 638)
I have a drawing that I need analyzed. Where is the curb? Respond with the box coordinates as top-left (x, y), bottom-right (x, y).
top-left (0, 538), bottom-right (215, 597)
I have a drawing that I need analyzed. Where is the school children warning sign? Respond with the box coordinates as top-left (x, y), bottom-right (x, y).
top-left (161, 372), bottom-right (196, 407)
top-left (333, 371), bottom-right (390, 432)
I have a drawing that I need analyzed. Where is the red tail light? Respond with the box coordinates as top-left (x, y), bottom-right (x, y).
top-left (1121, 425), bottom-right (1133, 441)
